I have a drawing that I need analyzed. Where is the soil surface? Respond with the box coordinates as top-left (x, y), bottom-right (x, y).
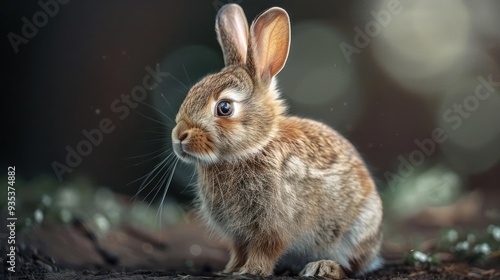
top-left (2, 220), bottom-right (499, 280)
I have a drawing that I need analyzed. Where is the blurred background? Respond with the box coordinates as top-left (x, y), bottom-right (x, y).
top-left (1, 0), bottom-right (500, 275)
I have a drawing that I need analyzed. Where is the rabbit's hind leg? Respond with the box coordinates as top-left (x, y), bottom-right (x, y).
top-left (300, 260), bottom-right (346, 279)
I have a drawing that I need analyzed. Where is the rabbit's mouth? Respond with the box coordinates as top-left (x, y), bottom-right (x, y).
top-left (173, 141), bottom-right (220, 165)
top-left (172, 141), bottom-right (195, 163)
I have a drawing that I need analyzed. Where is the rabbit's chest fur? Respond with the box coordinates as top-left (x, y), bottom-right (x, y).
top-left (196, 156), bottom-right (296, 239)
top-left (195, 118), bottom-right (370, 243)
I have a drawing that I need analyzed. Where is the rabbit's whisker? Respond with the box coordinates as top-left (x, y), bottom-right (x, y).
top-left (130, 152), bottom-right (176, 200)
top-left (134, 109), bottom-right (171, 127)
top-left (138, 100), bottom-right (175, 125)
top-left (157, 158), bottom-right (179, 228)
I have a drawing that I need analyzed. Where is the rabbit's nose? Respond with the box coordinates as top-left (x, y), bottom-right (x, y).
top-left (178, 131), bottom-right (189, 142)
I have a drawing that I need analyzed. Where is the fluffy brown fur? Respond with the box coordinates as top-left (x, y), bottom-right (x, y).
top-left (171, 4), bottom-right (383, 279)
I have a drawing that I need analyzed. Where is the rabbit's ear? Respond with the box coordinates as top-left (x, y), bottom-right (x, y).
top-left (249, 7), bottom-right (290, 85)
top-left (216, 4), bottom-right (249, 66)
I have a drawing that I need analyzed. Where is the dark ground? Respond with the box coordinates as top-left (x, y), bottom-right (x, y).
top-left (2, 219), bottom-right (499, 280)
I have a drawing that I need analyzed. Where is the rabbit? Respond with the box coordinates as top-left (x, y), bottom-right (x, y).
top-left (171, 4), bottom-right (383, 279)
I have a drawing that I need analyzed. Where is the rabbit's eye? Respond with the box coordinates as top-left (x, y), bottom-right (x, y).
top-left (216, 100), bottom-right (233, 117)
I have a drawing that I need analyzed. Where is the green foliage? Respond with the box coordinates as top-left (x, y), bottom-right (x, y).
top-left (405, 250), bottom-right (440, 267)
top-left (438, 226), bottom-right (499, 264)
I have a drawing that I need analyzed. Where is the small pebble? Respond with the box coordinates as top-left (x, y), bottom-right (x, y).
top-left (473, 243), bottom-right (491, 256)
top-left (189, 244), bottom-right (202, 256)
top-left (41, 195), bottom-right (52, 207)
top-left (455, 241), bottom-right (469, 251)
top-left (412, 251), bottom-right (428, 263)
top-left (447, 229), bottom-right (458, 243)
top-left (34, 209), bottom-right (44, 224)
top-left (142, 242), bottom-right (154, 254)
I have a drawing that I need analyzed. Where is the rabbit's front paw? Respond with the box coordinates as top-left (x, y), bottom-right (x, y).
top-left (300, 260), bottom-right (345, 279)
top-left (236, 265), bottom-right (272, 277)
top-left (213, 271), bottom-right (230, 276)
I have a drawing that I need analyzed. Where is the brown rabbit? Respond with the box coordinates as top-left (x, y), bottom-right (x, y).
top-left (171, 4), bottom-right (383, 279)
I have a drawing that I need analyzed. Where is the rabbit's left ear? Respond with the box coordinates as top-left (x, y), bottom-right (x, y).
top-left (249, 7), bottom-right (290, 85)
top-left (216, 4), bottom-right (249, 66)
